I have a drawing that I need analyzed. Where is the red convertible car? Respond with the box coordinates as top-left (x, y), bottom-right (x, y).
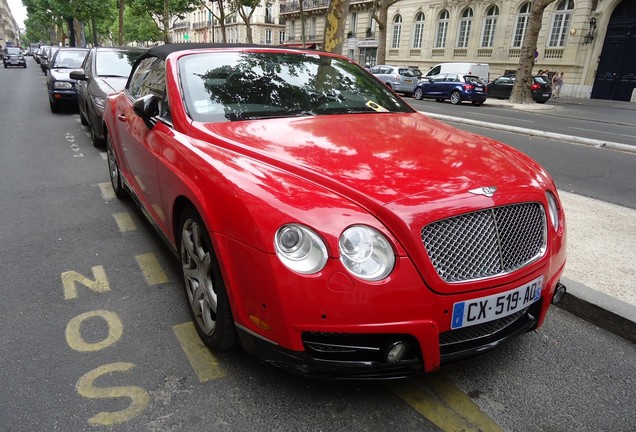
top-left (103, 44), bottom-right (567, 379)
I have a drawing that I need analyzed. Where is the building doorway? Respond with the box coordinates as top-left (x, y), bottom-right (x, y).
top-left (591, 0), bottom-right (636, 101)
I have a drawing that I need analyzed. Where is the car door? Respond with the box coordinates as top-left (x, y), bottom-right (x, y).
top-left (490, 77), bottom-right (513, 98)
top-left (75, 50), bottom-right (92, 119)
top-left (440, 73), bottom-right (459, 98)
top-left (421, 74), bottom-right (446, 97)
top-left (115, 57), bottom-right (168, 226)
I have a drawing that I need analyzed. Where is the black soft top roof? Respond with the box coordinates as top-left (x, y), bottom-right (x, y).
top-left (140, 43), bottom-right (284, 61)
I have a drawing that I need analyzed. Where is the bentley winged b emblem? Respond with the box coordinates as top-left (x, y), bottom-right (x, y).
top-left (468, 186), bottom-right (498, 197)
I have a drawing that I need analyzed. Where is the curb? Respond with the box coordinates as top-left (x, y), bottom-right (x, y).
top-left (557, 278), bottom-right (636, 344)
top-left (419, 111), bottom-right (636, 154)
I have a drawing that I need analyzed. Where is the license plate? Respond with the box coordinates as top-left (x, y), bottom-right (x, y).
top-left (404, 80), bottom-right (413, 83)
top-left (475, 86), bottom-right (483, 90)
top-left (450, 276), bottom-right (543, 329)
top-left (543, 93), bottom-right (550, 97)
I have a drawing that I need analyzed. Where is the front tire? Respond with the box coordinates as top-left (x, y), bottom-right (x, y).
top-left (106, 132), bottom-right (126, 198)
top-left (179, 207), bottom-right (237, 350)
top-left (413, 88), bottom-right (424, 100)
top-left (450, 91), bottom-right (462, 105)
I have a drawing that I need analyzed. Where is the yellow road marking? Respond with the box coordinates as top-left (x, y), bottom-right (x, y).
top-left (113, 212), bottom-right (136, 232)
top-left (172, 321), bottom-right (226, 382)
top-left (61, 265), bottom-right (110, 300)
top-left (135, 253), bottom-right (169, 285)
top-left (98, 182), bottom-right (115, 200)
top-left (388, 373), bottom-right (503, 432)
top-left (66, 310), bottom-right (123, 352)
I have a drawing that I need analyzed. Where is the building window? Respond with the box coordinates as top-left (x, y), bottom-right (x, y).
top-left (368, 11), bottom-right (376, 34)
top-left (279, 31), bottom-right (286, 44)
top-left (435, 10), bottom-right (449, 48)
top-left (457, 8), bottom-right (473, 48)
top-left (291, 20), bottom-right (296, 40)
top-left (548, 0), bottom-right (574, 47)
top-left (412, 12), bottom-right (425, 48)
top-left (481, 5), bottom-right (498, 48)
top-left (512, 2), bottom-right (531, 48)
top-left (350, 12), bottom-right (358, 33)
top-left (265, 29), bottom-right (272, 45)
top-left (391, 15), bottom-right (402, 49)
top-left (309, 17), bottom-right (317, 39)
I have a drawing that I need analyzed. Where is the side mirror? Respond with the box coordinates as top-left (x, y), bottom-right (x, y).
top-left (133, 94), bottom-right (160, 129)
top-left (69, 70), bottom-right (88, 81)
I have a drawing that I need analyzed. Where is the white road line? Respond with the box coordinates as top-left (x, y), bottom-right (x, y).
top-left (569, 127), bottom-right (636, 139)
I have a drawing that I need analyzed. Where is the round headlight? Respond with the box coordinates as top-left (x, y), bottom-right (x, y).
top-left (546, 191), bottom-right (560, 231)
top-left (339, 225), bottom-right (395, 281)
top-left (275, 224), bottom-right (328, 274)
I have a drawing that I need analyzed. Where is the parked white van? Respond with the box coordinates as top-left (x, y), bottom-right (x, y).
top-left (425, 63), bottom-right (490, 83)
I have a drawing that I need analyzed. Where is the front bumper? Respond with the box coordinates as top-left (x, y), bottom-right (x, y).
top-left (237, 298), bottom-right (544, 379)
top-left (49, 89), bottom-right (78, 105)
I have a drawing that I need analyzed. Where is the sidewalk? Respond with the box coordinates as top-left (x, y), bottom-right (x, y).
top-left (419, 97), bottom-right (636, 343)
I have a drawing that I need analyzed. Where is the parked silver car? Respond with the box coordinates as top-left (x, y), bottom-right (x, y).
top-left (370, 65), bottom-right (418, 96)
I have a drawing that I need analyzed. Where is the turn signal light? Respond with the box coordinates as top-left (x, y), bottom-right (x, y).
top-left (249, 315), bottom-right (271, 330)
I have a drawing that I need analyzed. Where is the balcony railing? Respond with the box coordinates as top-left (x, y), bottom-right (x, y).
top-left (193, 21), bottom-right (209, 29)
top-left (173, 21), bottom-right (191, 29)
top-left (281, 0), bottom-right (330, 13)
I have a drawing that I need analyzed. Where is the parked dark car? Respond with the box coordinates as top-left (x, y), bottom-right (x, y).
top-left (413, 73), bottom-right (487, 106)
top-left (45, 47), bottom-right (90, 112)
top-left (71, 47), bottom-right (146, 146)
top-left (370, 65), bottom-right (419, 95)
top-left (2, 47), bottom-right (27, 68)
top-left (40, 45), bottom-right (60, 74)
top-left (486, 75), bottom-right (552, 103)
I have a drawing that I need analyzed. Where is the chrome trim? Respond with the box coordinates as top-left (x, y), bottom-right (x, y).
top-left (235, 323), bottom-right (279, 345)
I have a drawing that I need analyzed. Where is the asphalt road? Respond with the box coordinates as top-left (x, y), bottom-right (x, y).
top-left (1, 59), bottom-right (634, 432)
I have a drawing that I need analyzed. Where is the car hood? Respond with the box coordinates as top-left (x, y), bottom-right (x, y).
top-left (193, 112), bottom-right (551, 212)
top-left (49, 68), bottom-right (75, 81)
top-left (96, 76), bottom-right (128, 94)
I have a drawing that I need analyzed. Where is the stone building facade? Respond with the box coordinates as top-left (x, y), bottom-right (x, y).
top-left (280, 0), bottom-right (636, 101)
top-left (0, 0), bottom-right (20, 48)
top-left (170, 1), bottom-right (287, 46)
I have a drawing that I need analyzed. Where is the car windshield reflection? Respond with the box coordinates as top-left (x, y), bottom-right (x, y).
top-left (179, 52), bottom-right (413, 122)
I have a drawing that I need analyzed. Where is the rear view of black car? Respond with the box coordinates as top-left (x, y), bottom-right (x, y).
top-left (2, 47), bottom-right (27, 68)
top-left (487, 75), bottom-right (552, 103)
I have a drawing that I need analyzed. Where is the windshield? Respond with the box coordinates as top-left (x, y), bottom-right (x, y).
top-left (96, 49), bottom-right (144, 77)
top-left (52, 50), bottom-right (88, 69)
top-left (179, 51), bottom-right (413, 122)
top-left (6, 48), bottom-right (21, 55)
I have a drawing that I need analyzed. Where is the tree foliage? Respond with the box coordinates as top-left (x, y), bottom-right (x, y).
top-left (509, 0), bottom-right (558, 104)
top-left (198, 0), bottom-right (230, 43)
top-left (129, 0), bottom-right (197, 43)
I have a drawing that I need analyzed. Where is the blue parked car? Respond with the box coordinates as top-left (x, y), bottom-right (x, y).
top-left (413, 73), bottom-right (487, 106)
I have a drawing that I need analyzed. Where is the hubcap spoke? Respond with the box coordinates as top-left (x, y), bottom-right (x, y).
top-left (181, 219), bottom-right (217, 335)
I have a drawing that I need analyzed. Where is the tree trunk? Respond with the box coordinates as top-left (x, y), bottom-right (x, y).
top-left (372, 0), bottom-right (399, 65)
top-left (118, 0), bottom-right (125, 46)
top-left (163, 0), bottom-right (171, 44)
top-left (323, 0), bottom-right (350, 53)
top-left (509, 0), bottom-right (556, 104)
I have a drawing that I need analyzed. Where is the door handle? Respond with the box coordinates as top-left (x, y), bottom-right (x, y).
top-left (117, 114), bottom-right (127, 122)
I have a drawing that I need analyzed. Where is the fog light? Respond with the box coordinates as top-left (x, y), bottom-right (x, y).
top-left (386, 341), bottom-right (407, 364)
top-left (552, 282), bottom-right (567, 304)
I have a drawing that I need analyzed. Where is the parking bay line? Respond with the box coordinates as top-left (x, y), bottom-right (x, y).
top-left (113, 212), bottom-right (137, 232)
top-left (173, 321), bottom-right (226, 382)
top-left (98, 182), bottom-right (116, 200)
top-left (135, 253), bottom-right (169, 285)
top-left (388, 373), bottom-right (503, 432)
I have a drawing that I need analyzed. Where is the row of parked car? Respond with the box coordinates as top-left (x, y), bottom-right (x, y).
top-left (37, 45), bottom-right (145, 146)
top-left (369, 64), bottom-right (552, 105)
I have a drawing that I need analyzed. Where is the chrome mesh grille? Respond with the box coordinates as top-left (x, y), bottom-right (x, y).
top-left (421, 203), bottom-right (546, 282)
